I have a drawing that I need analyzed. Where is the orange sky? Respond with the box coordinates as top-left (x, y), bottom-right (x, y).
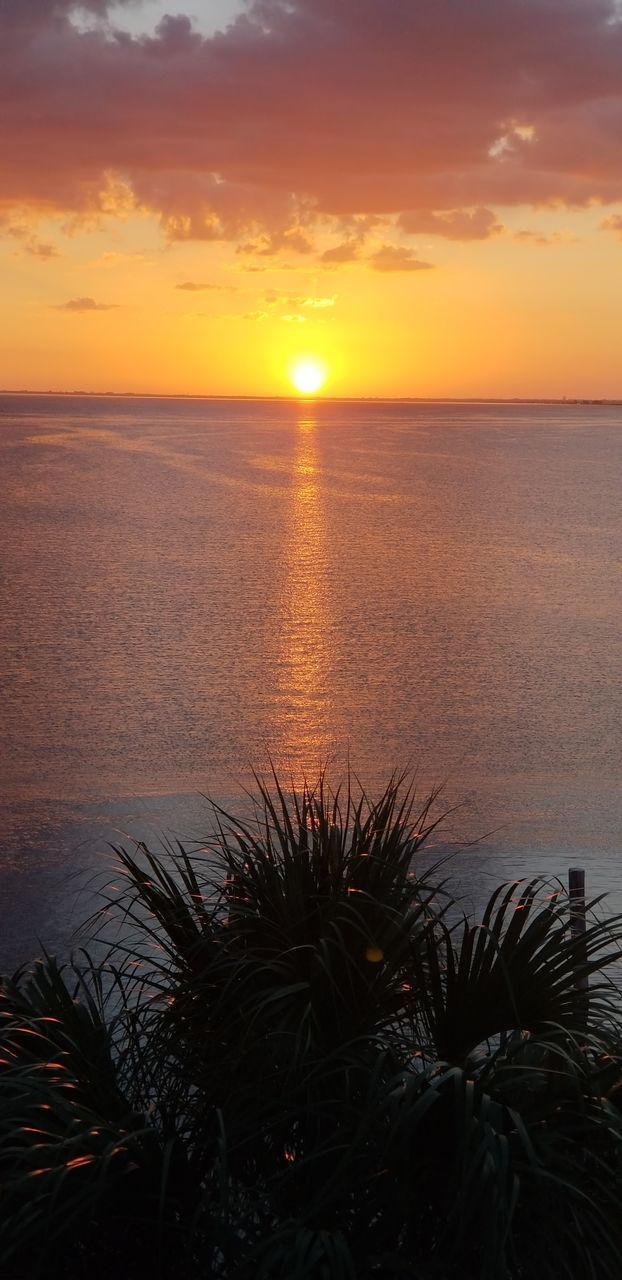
top-left (2, 0), bottom-right (622, 398)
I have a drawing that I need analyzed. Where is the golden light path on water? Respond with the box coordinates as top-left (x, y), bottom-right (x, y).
top-left (275, 410), bottom-right (334, 779)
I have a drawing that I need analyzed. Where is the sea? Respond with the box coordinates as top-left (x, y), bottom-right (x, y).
top-left (1, 393), bottom-right (621, 971)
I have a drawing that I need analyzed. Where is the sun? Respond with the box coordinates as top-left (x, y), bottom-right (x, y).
top-left (289, 356), bottom-right (328, 396)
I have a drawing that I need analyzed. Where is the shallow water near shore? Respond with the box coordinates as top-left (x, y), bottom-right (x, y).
top-left (1, 394), bottom-right (621, 969)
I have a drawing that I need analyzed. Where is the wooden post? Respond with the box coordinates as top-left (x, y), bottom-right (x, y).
top-left (569, 867), bottom-right (588, 994)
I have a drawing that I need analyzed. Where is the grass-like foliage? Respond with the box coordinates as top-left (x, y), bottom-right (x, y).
top-left (2, 768), bottom-right (622, 1278)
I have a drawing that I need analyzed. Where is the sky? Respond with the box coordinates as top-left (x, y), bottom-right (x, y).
top-left (2, 0), bottom-right (622, 398)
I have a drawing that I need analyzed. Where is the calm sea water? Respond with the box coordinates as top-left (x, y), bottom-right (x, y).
top-left (1, 394), bottom-right (621, 968)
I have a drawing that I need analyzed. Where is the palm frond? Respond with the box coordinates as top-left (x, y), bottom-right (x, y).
top-left (4, 768), bottom-right (622, 1278)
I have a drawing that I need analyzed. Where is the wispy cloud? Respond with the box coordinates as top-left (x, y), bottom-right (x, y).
top-left (320, 216), bottom-right (382, 265)
top-left (23, 239), bottom-right (60, 259)
top-left (176, 280), bottom-right (235, 291)
top-left (398, 208), bottom-right (503, 241)
top-left (369, 245), bottom-right (434, 273)
top-left (0, 216), bottom-right (60, 259)
top-left (513, 229), bottom-right (578, 246)
top-left (54, 296), bottom-right (118, 311)
top-left (262, 289), bottom-right (335, 309)
top-left (601, 214), bottom-right (622, 238)
top-left (302, 296), bottom-right (335, 309)
top-left (237, 229), bottom-right (314, 257)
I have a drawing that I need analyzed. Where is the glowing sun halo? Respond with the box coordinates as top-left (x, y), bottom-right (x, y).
top-left (290, 357), bottom-right (327, 395)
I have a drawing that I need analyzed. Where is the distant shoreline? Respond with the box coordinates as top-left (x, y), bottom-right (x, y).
top-left (1, 389), bottom-right (621, 406)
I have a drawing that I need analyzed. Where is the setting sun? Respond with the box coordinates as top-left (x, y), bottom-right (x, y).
top-left (289, 357), bottom-right (328, 396)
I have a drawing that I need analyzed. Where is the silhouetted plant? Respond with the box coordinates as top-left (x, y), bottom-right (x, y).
top-left (2, 768), bottom-right (622, 1278)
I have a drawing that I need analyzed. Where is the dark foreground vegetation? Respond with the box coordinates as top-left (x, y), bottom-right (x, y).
top-left (2, 771), bottom-right (622, 1279)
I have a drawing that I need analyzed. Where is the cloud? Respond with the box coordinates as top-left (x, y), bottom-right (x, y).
top-left (321, 241), bottom-right (361, 264)
top-left (54, 296), bottom-right (118, 311)
top-left (25, 239), bottom-right (60, 258)
top-left (512, 229), bottom-right (554, 245)
top-left (398, 207), bottom-right (503, 241)
top-left (262, 289), bottom-right (335, 308)
top-left (3, 0), bottom-right (622, 246)
top-left (237, 228), bottom-right (314, 256)
top-left (263, 289), bottom-right (300, 306)
top-left (513, 228), bottom-right (578, 245)
top-left (176, 280), bottom-right (234, 291)
top-left (320, 214), bottom-right (383, 264)
top-left (302, 295), bottom-right (335, 308)
top-left (0, 216), bottom-right (60, 258)
top-left (601, 213), bottom-right (622, 238)
top-left (369, 245), bottom-right (434, 273)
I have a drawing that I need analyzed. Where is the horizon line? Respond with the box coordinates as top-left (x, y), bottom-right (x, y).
top-left (1, 389), bottom-right (620, 406)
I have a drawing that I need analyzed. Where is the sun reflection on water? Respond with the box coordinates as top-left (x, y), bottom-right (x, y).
top-left (274, 413), bottom-right (334, 778)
